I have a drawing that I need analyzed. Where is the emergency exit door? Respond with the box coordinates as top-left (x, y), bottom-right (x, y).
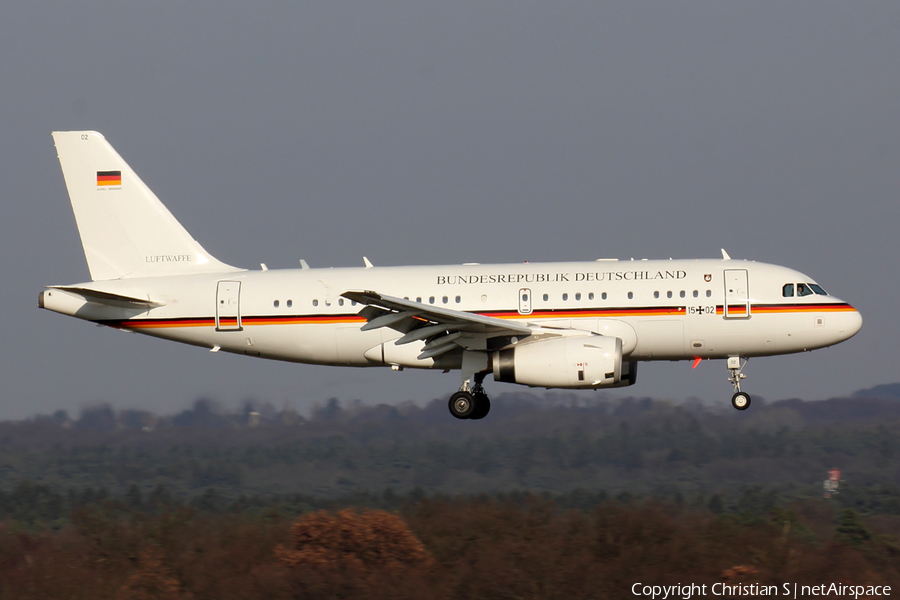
top-left (518, 288), bottom-right (532, 315)
top-left (216, 281), bottom-right (242, 331)
top-left (723, 269), bottom-right (750, 319)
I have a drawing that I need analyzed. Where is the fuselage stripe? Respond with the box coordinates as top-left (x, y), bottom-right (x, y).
top-left (98, 302), bottom-right (856, 330)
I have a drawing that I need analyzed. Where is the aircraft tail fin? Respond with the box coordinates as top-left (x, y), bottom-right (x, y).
top-left (52, 131), bottom-right (242, 281)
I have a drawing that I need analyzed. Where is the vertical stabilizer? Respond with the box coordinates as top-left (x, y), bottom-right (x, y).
top-left (52, 131), bottom-right (242, 281)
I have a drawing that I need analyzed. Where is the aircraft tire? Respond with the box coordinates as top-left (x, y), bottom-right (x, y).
top-left (469, 393), bottom-right (491, 420)
top-left (449, 391), bottom-right (476, 419)
top-left (731, 392), bottom-right (751, 411)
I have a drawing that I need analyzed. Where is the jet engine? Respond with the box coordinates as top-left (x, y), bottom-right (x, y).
top-left (492, 335), bottom-right (635, 389)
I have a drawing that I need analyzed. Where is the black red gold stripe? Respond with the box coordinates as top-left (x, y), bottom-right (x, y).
top-left (97, 302), bottom-right (856, 330)
top-left (751, 303), bottom-right (857, 314)
top-left (479, 307), bottom-right (687, 319)
top-left (99, 315), bottom-right (368, 329)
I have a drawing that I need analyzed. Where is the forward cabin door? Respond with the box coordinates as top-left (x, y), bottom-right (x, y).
top-left (723, 269), bottom-right (750, 319)
top-left (216, 281), bottom-right (242, 331)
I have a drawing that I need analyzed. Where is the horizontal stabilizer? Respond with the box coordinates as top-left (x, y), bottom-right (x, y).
top-left (49, 285), bottom-right (165, 308)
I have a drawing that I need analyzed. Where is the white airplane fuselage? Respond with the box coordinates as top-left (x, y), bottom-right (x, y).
top-left (39, 131), bottom-right (862, 416)
top-left (41, 259), bottom-right (860, 367)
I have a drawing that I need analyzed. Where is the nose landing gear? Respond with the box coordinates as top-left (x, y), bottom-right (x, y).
top-left (727, 356), bottom-right (751, 410)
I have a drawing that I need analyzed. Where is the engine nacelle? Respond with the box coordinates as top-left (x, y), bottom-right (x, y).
top-left (492, 335), bottom-right (626, 389)
top-left (611, 359), bottom-right (638, 388)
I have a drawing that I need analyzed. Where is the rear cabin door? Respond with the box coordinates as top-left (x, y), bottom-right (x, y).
top-left (216, 281), bottom-right (242, 331)
top-left (723, 269), bottom-right (750, 319)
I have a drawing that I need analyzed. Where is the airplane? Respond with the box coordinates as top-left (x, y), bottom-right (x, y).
top-left (39, 131), bottom-right (863, 419)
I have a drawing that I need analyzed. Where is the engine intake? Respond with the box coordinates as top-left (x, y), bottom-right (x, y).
top-left (492, 335), bottom-right (631, 389)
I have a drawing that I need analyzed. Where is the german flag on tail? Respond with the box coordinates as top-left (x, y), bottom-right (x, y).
top-left (96, 170), bottom-right (121, 186)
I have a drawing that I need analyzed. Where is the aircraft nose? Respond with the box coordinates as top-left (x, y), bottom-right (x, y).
top-left (838, 306), bottom-right (863, 341)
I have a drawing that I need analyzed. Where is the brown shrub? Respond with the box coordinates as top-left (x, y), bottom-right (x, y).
top-left (275, 508), bottom-right (432, 571)
top-left (116, 547), bottom-right (185, 600)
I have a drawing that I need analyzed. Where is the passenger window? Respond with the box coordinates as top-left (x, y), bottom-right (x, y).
top-left (627, 292), bottom-right (633, 300)
top-left (287, 299), bottom-right (293, 308)
top-left (692, 290), bottom-right (698, 298)
top-left (337, 299), bottom-right (342, 306)
top-left (442, 296), bottom-right (448, 304)
top-left (588, 292), bottom-right (594, 300)
top-left (782, 284), bottom-right (794, 297)
top-left (706, 290), bottom-right (712, 298)
top-left (543, 293), bottom-right (549, 301)
top-left (455, 296), bottom-right (461, 303)
top-left (679, 290), bottom-right (686, 298)
top-left (416, 297), bottom-right (422, 303)
top-left (312, 299), bottom-right (318, 307)
top-left (562, 293), bottom-right (568, 301)
top-left (797, 283), bottom-right (813, 297)
top-left (575, 292), bottom-right (581, 301)
top-left (429, 296), bottom-right (435, 304)
top-left (667, 291), bottom-right (673, 299)
top-left (653, 291), bottom-right (659, 299)
top-left (274, 300), bottom-right (280, 308)
top-left (601, 292), bottom-right (607, 300)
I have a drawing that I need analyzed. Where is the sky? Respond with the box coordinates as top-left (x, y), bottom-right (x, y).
top-left (1, 2), bottom-right (898, 420)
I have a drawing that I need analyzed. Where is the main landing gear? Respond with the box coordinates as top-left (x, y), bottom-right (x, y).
top-left (728, 356), bottom-right (751, 410)
top-left (448, 351), bottom-right (492, 420)
top-left (449, 372), bottom-right (491, 420)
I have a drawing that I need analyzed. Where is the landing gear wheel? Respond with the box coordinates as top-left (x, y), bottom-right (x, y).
top-left (469, 392), bottom-right (491, 420)
top-left (449, 391), bottom-right (477, 419)
top-left (731, 392), bottom-right (751, 411)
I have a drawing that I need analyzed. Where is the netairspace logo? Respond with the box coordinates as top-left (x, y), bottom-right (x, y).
top-left (631, 582), bottom-right (891, 599)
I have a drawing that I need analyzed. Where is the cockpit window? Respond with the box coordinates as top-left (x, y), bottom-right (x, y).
top-left (810, 284), bottom-right (827, 296)
top-left (797, 283), bottom-right (813, 297)
top-left (782, 284), bottom-right (794, 297)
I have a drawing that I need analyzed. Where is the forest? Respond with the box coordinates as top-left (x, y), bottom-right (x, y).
top-left (1, 388), bottom-right (899, 598)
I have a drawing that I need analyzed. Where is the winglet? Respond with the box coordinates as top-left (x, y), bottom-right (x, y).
top-left (721, 249), bottom-right (731, 260)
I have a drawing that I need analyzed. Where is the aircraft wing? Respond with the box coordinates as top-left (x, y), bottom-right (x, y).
top-left (341, 290), bottom-right (534, 360)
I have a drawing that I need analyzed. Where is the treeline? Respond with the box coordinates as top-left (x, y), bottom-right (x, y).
top-left (2, 393), bottom-right (900, 510)
top-left (0, 477), bottom-right (834, 529)
top-left (1, 496), bottom-right (898, 599)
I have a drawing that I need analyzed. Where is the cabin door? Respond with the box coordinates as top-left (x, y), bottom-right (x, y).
top-left (723, 269), bottom-right (750, 319)
top-left (216, 281), bottom-right (242, 331)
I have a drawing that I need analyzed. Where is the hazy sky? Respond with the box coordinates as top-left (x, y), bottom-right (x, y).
top-left (2, 2), bottom-right (898, 419)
